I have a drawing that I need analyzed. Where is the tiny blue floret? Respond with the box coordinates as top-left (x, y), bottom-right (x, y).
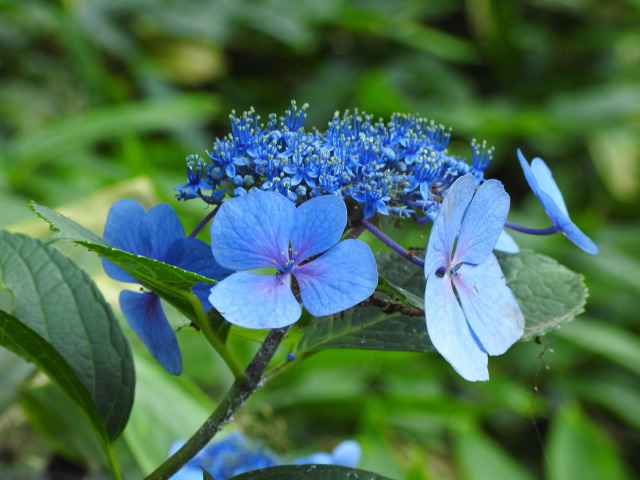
top-left (424, 175), bottom-right (525, 381)
top-left (208, 191), bottom-right (378, 329)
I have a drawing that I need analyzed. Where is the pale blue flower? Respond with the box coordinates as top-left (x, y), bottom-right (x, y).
top-left (424, 175), bottom-right (525, 381)
top-left (209, 191), bottom-right (378, 329)
top-left (518, 149), bottom-right (598, 254)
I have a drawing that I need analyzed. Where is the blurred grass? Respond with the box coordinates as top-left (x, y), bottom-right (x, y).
top-left (1, 0), bottom-right (639, 478)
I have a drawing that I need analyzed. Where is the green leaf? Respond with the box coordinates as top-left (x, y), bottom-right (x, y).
top-left (201, 466), bottom-right (217, 480)
top-left (546, 403), bottom-right (632, 480)
top-left (123, 350), bottom-right (214, 474)
top-left (553, 319), bottom-right (640, 377)
top-left (374, 251), bottom-right (425, 310)
top-left (0, 231), bottom-right (134, 440)
top-left (228, 465), bottom-right (396, 480)
top-left (495, 250), bottom-right (587, 340)
top-left (30, 202), bottom-right (216, 323)
top-left (297, 306), bottom-right (433, 354)
top-left (0, 310), bottom-right (109, 441)
top-left (9, 94), bottom-right (219, 171)
top-left (454, 426), bottom-right (536, 480)
top-left (376, 249), bottom-right (588, 341)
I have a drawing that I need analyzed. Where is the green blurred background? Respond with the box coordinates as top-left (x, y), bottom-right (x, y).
top-left (1, 0), bottom-right (639, 479)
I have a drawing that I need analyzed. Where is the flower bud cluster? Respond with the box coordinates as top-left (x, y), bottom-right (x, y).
top-left (174, 101), bottom-right (492, 219)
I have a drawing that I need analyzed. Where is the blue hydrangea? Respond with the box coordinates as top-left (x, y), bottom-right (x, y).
top-left (517, 150), bottom-right (598, 254)
top-left (102, 200), bottom-right (232, 375)
top-left (423, 175), bottom-right (525, 381)
top-left (174, 101), bottom-right (487, 221)
top-left (208, 191), bottom-right (378, 329)
top-left (169, 433), bottom-right (361, 480)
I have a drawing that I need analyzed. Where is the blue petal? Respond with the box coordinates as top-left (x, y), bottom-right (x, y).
top-left (294, 239), bottom-right (377, 317)
top-left (453, 255), bottom-right (524, 356)
top-left (141, 203), bottom-right (185, 262)
top-left (166, 237), bottom-right (234, 281)
top-left (423, 175), bottom-right (475, 280)
top-left (518, 150), bottom-right (598, 254)
top-left (530, 156), bottom-right (569, 217)
top-left (291, 195), bottom-right (346, 263)
top-left (208, 272), bottom-right (301, 328)
top-left (102, 199), bottom-right (146, 283)
top-left (330, 441), bottom-right (361, 467)
top-left (211, 192), bottom-right (296, 270)
top-left (294, 453), bottom-right (333, 465)
top-left (455, 179), bottom-right (510, 265)
top-left (424, 274), bottom-right (489, 381)
top-left (119, 290), bottom-right (182, 375)
top-left (494, 230), bottom-right (519, 253)
top-left (165, 237), bottom-right (235, 310)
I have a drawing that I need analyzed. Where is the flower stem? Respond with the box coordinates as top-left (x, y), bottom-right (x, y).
top-left (504, 221), bottom-right (558, 236)
top-left (360, 219), bottom-right (425, 268)
top-left (189, 205), bottom-right (220, 238)
top-left (185, 293), bottom-right (245, 381)
top-left (143, 326), bottom-right (290, 480)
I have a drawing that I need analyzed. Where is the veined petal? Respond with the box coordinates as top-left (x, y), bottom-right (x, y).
top-left (453, 255), bottom-right (524, 356)
top-left (424, 273), bottom-right (489, 382)
top-left (141, 203), bottom-right (186, 261)
top-left (423, 175), bottom-right (475, 279)
top-left (120, 290), bottom-right (182, 375)
top-left (211, 191), bottom-right (296, 270)
top-left (291, 194), bottom-right (346, 263)
top-left (294, 239), bottom-right (377, 317)
top-left (455, 179), bottom-right (510, 265)
top-left (208, 272), bottom-right (301, 329)
top-left (102, 199), bottom-right (146, 283)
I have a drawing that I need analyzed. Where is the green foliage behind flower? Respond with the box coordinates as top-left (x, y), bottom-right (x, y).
top-left (1, 0), bottom-right (639, 479)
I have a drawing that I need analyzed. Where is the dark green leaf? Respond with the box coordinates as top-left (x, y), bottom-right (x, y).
top-left (228, 464), bottom-right (396, 480)
top-left (297, 306), bottom-right (433, 354)
top-left (31, 202), bottom-right (216, 323)
top-left (375, 251), bottom-right (425, 310)
top-left (495, 250), bottom-right (587, 340)
top-left (0, 231), bottom-right (134, 440)
top-left (0, 310), bottom-right (108, 445)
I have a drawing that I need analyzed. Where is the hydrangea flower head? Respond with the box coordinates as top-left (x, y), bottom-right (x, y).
top-left (424, 175), bottom-right (525, 381)
top-left (209, 191), bottom-right (378, 329)
top-left (517, 150), bottom-right (598, 254)
top-left (102, 200), bottom-right (232, 375)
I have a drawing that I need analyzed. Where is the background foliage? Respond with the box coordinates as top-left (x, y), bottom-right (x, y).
top-left (1, 0), bottom-right (639, 479)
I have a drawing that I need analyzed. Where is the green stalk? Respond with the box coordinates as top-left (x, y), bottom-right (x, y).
top-left (143, 326), bottom-right (290, 480)
top-left (184, 292), bottom-right (245, 381)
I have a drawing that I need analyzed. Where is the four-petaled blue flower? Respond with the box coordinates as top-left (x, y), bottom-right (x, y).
top-left (424, 175), bottom-right (525, 381)
top-left (518, 149), bottom-right (598, 254)
top-left (102, 200), bottom-right (232, 375)
top-left (208, 191), bottom-right (378, 329)
top-left (169, 433), bottom-right (361, 480)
